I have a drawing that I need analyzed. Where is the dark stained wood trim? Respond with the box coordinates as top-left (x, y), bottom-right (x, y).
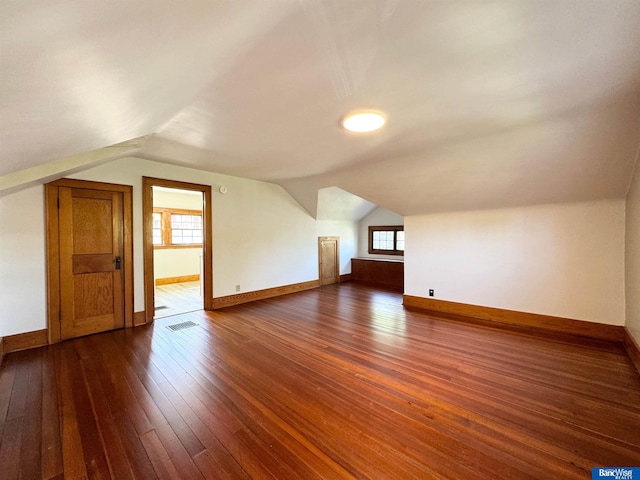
top-left (212, 280), bottom-right (320, 309)
top-left (46, 178), bottom-right (133, 193)
top-left (200, 185), bottom-right (214, 311)
top-left (368, 225), bottom-right (404, 256)
top-left (340, 273), bottom-right (352, 282)
top-left (133, 311), bottom-right (146, 327)
top-left (0, 336), bottom-right (4, 365)
top-left (122, 181), bottom-right (134, 329)
top-left (155, 274), bottom-right (200, 286)
top-left (142, 178), bottom-right (154, 323)
top-left (45, 183), bottom-right (61, 344)
top-left (403, 295), bottom-right (624, 342)
top-left (624, 328), bottom-right (640, 375)
top-left (46, 178), bottom-right (134, 344)
top-left (143, 177), bottom-right (213, 323)
top-left (4, 329), bottom-right (48, 354)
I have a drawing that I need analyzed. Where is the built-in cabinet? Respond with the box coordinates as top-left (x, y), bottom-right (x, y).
top-left (351, 258), bottom-right (404, 290)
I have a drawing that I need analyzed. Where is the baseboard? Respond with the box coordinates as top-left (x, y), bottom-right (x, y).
top-left (403, 295), bottom-right (624, 343)
top-left (212, 280), bottom-right (320, 309)
top-left (134, 311), bottom-right (146, 326)
top-left (4, 329), bottom-right (48, 354)
top-left (340, 273), bottom-right (352, 282)
top-left (2, 314), bottom-right (151, 358)
top-left (155, 274), bottom-right (199, 286)
top-left (624, 328), bottom-right (640, 375)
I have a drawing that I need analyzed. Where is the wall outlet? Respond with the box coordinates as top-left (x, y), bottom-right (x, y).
top-left (236, 284), bottom-right (241, 292)
top-left (429, 289), bottom-right (434, 297)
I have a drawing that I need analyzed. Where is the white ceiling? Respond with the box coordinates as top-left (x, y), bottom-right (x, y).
top-left (2, 1), bottom-right (640, 216)
top-left (316, 187), bottom-right (376, 221)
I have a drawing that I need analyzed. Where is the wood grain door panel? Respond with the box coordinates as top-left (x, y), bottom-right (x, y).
top-left (72, 254), bottom-right (115, 274)
top-left (59, 187), bottom-right (124, 340)
top-left (319, 237), bottom-right (340, 286)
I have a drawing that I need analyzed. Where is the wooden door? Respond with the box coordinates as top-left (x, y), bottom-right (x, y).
top-left (319, 236), bottom-right (340, 286)
top-left (59, 186), bottom-right (124, 339)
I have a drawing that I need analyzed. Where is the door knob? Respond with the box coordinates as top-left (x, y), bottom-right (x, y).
top-left (114, 256), bottom-right (121, 270)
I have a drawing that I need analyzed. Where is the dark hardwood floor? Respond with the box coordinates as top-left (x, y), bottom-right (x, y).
top-left (1, 283), bottom-right (639, 479)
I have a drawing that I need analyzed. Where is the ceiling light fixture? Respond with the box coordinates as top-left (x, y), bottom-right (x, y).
top-left (341, 111), bottom-right (386, 133)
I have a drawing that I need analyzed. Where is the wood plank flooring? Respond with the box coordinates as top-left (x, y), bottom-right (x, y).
top-left (154, 281), bottom-right (202, 319)
top-left (1, 283), bottom-right (639, 479)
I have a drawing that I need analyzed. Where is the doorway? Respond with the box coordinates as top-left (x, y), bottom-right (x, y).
top-left (318, 236), bottom-right (340, 286)
top-left (142, 177), bottom-right (213, 322)
top-left (152, 186), bottom-right (203, 318)
top-left (45, 179), bottom-right (134, 343)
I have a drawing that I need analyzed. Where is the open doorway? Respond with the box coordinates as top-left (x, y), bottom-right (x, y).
top-left (142, 177), bottom-right (213, 323)
top-left (152, 186), bottom-right (203, 318)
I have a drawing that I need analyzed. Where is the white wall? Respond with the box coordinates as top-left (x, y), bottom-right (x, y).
top-left (317, 220), bottom-right (358, 274)
top-left (2, 158), bottom-right (632, 337)
top-left (70, 157), bottom-right (319, 300)
top-left (0, 186), bottom-right (47, 336)
top-left (153, 249), bottom-right (202, 279)
top-left (405, 200), bottom-right (625, 325)
top-left (152, 188), bottom-right (203, 280)
top-left (153, 188), bottom-right (203, 210)
top-left (0, 157), bottom-right (320, 335)
top-left (626, 161), bottom-right (640, 345)
top-left (357, 207), bottom-right (404, 260)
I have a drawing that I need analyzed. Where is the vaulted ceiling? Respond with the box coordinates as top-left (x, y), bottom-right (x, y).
top-left (2, 1), bottom-right (640, 216)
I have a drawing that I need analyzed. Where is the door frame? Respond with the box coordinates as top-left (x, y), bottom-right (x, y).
top-left (142, 177), bottom-right (213, 323)
top-left (45, 178), bottom-right (134, 344)
top-left (318, 236), bottom-right (340, 286)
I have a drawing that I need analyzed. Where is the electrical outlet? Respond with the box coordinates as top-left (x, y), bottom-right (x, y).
top-left (236, 284), bottom-right (241, 292)
top-left (429, 289), bottom-right (434, 297)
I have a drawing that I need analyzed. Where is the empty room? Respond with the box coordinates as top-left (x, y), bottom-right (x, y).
top-left (1, 1), bottom-right (640, 479)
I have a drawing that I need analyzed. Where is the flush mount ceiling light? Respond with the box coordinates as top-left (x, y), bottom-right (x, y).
top-left (341, 111), bottom-right (386, 133)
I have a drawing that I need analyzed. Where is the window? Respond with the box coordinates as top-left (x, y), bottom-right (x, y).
top-left (170, 213), bottom-right (203, 245)
top-left (152, 212), bottom-right (163, 245)
top-left (153, 208), bottom-right (203, 248)
top-left (368, 225), bottom-right (404, 255)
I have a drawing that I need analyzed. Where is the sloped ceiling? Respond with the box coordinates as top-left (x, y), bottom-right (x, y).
top-left (2, 1), bottom-right (640, 216)
top-left (316, 187), bottom-right (376, 222)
